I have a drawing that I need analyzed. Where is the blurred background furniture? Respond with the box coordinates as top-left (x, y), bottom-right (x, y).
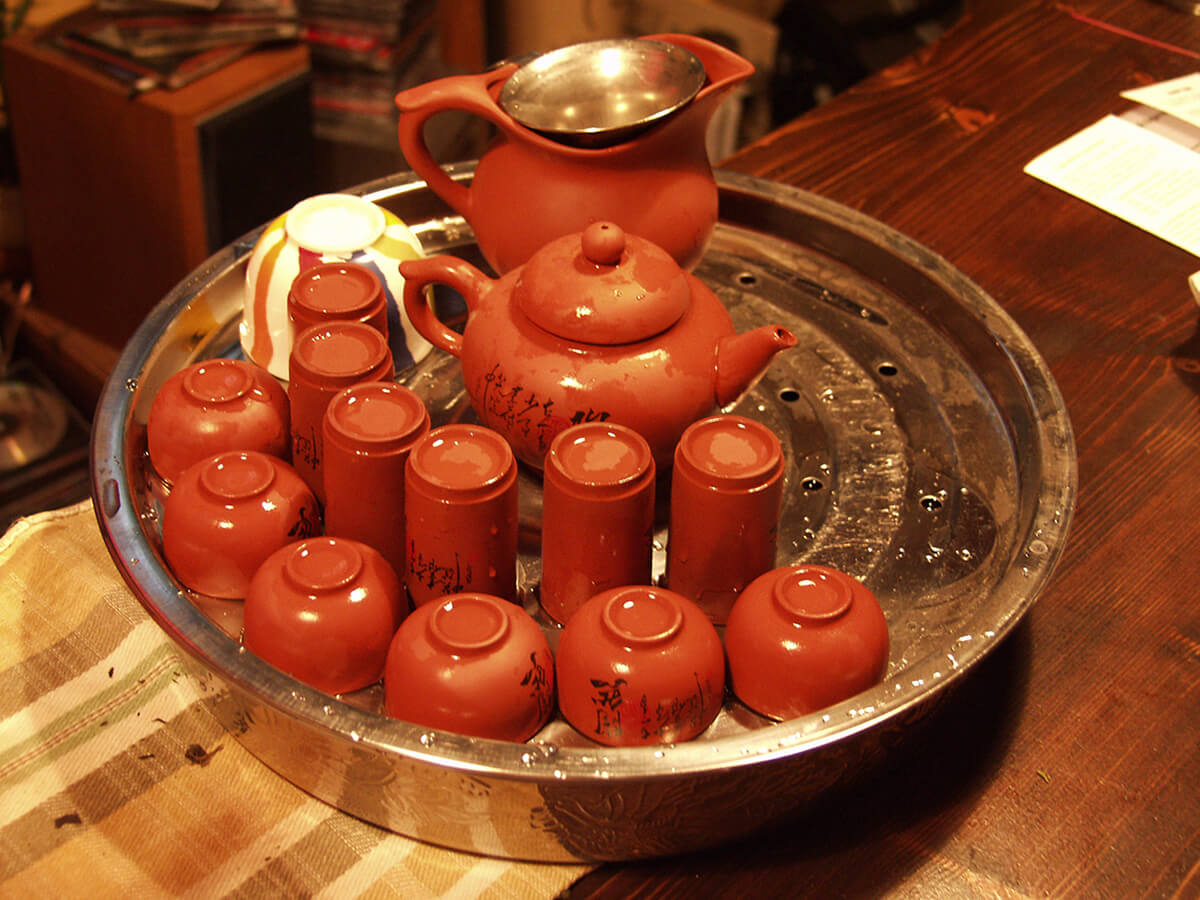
top-left (0, 0), bottom-right (960, 536)
top-left (3, 27), bottom-right (313, 352)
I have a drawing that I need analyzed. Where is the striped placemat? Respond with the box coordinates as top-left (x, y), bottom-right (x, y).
top-left (0, 501), bottom-right (591, 898)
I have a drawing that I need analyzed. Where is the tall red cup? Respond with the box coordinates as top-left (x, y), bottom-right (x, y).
top-left (288, 261), bottom-right (389, 339)
top-left (540, 421), bottom-right (656, 625)
top-left (322, 381), bottom-right (430, 582)
top-left (404, 424), bottom-right (519, 606)
top-left (288, 321), bottom-right (393, 503)
top-left (666, 414), bottom-right (785, 624)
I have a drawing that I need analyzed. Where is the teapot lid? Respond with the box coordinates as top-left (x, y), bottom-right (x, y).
top-left (515, 222), bottom-right (690, 345)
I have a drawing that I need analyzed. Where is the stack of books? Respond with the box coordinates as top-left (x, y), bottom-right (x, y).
top-left (46, 0), bottom-right (302, 95)
top-left (299, 0), bottom-right (440, 149)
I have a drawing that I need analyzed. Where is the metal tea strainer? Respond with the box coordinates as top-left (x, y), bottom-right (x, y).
top-left (498, 38), bottom-right (707, 148)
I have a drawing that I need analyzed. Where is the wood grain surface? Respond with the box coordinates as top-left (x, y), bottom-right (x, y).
top-left (568, 2), bottom-right (1200, 897)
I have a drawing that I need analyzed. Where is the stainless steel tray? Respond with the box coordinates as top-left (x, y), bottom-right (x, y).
top-left (91, 168), bottom-right (1076, 862)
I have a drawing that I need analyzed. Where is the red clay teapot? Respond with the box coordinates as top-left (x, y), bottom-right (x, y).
top-left (400, 221), bottom-right (797, 469)
top-left (394, 33), bottom-right (753, 275)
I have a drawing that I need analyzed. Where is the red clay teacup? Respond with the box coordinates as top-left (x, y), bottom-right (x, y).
top-left (147, 357), bottom-right (290, 485)
top-left (555, 585), bottom-right (724, 746)
top-left (244, 536), bottom-right (406, 695)
top-left (724, 564), bottom-right (890, 720)
top-left (161, 450), bottom-right (320, 599)
top-left (540, 421), bottom-right (656, 625)
top-left (383, 592), bottom-right (555, 742)
top-left (404, 424), bottom-right (519, 606)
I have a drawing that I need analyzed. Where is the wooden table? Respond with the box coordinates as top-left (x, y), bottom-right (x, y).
top-left (571, 2), bottom-right (1200, 896)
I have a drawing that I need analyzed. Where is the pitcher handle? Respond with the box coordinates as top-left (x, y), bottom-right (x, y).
top-left (400, 257), bottom-right (494, 358)
top-left (395, 66), bottom-right (518, 221)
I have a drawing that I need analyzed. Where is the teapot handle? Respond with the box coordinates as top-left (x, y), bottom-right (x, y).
top-left (400, 257), bottom-right (494, 358)
top-left (395, 66), bottom-right (518, 221)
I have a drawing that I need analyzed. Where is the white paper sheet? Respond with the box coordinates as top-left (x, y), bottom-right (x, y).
top-left (1024, 113), bottom-right (1200, 258)
top-left (1121, 73), bottom-right (1200, 130)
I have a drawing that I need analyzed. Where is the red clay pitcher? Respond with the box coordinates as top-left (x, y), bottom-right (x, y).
top-left (395, 34), bottom-right (754, 274)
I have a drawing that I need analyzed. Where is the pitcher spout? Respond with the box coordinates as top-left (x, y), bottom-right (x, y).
top-left (629, 34), bottom-right (755, 158)
top-left (645, 33), bottom-right (755, 99)
top-left (715, 325), bottom-right (798, 406)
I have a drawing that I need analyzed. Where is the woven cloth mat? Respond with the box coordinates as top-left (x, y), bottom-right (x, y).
top-left (0, 500), bottom-right (592, 898)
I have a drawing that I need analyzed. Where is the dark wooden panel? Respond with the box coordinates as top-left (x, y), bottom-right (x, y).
top-left (2, 28), bottom-right (311, 350)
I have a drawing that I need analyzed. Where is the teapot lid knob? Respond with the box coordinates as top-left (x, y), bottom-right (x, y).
top-left (581, 222), bottom-right (626, 266)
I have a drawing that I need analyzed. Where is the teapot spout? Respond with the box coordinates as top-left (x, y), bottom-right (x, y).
top-left (715, 325), bottom-right (798, 406)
